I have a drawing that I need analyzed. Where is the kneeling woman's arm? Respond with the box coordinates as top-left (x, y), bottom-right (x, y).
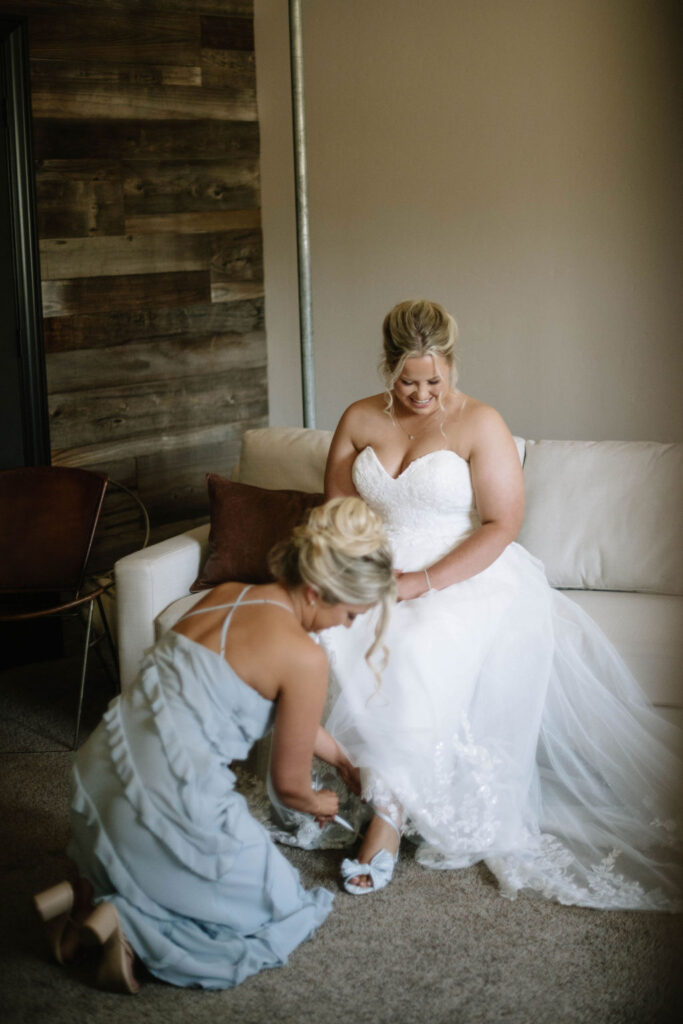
top-left (269, 641), bottom-right (340, 822)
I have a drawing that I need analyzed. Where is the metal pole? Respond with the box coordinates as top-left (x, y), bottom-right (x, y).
top-left (289, 0), bottom-right (316, 428)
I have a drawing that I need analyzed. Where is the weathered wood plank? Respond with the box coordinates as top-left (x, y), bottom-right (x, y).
top-left (51, 415), bottom-right (267, 469)
top-left (201, 15), bottom-right (254, 52)
top-left (210, 230), bottom-right (263, 279)
top-left (32, 118), bottom-right (260, 161)
top-left (25, 10), bottom-right (201, 65)
top-left (14, 1), bottom-right (252, 16)
top-left (31, 80), bottom-right (257, 122)
top-left (46, 331), bottom-right (266, 392)
top-left (40, 234), bottom-right (207, 281)
top-left (124, 209), bottom-right (261, 235)
top-left (210, 276), bottom-right (264, 304)
top-left (48, 366), bottom-right (267, 449)
top-left (35, 160), bottom-right (125, 239)
top-left (42, 271), bottom-right (210, 317)
top-left (201, 48), bottom-right (255, 90)
top-left (40, 229), bottom-right (262, 281)
top-left (43, 298), bottom-right (265, 353)
top-left (31, 57), bottom-right (202, 89)
top-left (122, 158), bottom-right (259, 216)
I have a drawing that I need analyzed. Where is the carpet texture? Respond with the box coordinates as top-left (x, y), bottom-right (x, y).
top-left (1, 656), bottom-right (682, 1023)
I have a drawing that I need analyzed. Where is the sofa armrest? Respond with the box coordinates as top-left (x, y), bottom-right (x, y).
top-left (114, 523), bottom-right (210, 690)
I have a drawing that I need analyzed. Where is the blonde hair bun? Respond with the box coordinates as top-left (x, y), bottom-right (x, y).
top-left (301, 497), bottom-right (388, 559)
top-left (269, 496), bottom-right (396, 677)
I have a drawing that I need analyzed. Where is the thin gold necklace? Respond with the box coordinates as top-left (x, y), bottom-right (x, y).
top-left (392, 405), bottom-right (442, 441)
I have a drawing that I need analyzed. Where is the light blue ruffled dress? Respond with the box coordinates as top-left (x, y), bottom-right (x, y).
top-left (68, 590), bottom-right (334, 989)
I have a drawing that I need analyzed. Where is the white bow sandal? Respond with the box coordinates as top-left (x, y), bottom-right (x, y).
top-left (340, 811), bottom-right (400, 895)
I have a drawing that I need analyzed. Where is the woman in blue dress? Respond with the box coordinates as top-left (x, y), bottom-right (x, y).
top-left (33, 497), bottom-right (395, 992)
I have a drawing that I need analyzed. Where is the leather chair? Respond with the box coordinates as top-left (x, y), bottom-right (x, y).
top-left (0, 466), bottom-right (118, 747)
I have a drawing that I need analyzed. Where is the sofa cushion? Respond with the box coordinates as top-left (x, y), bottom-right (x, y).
top-left (518, 440), bottom-right (683, 594)
top-left (190, 474), bottom-right (324, 591)
top-left (237, 426), bottom-right (333, 492)
top-left (561, 590), bottom-right (683, 706)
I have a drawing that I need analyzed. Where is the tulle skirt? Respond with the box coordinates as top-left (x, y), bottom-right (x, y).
top-left (319, 542), bottom-right (683, 911)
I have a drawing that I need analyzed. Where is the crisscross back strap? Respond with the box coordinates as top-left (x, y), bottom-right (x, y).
top-left (176, 585), bottom-right (294, 657)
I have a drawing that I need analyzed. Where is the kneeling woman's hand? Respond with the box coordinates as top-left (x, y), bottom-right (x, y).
top-left (314, 788), bottom-right (340, 826)
top-left (336, 759), bottom-right (361, 797)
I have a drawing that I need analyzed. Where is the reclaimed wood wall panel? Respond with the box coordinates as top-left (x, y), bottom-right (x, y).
top-left (48, 365), bottom-right (267, 450)
top-left (26, 10), bottom-right (201, 65)
top-left (43, 297), bottom-right (264, 352)
top-left (41, 271), bottom-right (211, 317)
top-left (32, 118), bottom-right (260, 160)
top-left (0, 0), bottom-right (267, 565)
top-left (46, 332), bottom-right (267, 393)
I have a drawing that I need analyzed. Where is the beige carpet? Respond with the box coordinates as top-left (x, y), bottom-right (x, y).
top-left (1, 655), bottom-right (682, 1024)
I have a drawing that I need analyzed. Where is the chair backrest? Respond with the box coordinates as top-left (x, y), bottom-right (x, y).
top-left (0, 466), bottom-right (108, 593)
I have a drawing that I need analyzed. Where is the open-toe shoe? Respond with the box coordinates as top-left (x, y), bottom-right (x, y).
top-left (340, 810), bottom-right (400, 895)
top-left (81, 902), bottom-right (140, 995)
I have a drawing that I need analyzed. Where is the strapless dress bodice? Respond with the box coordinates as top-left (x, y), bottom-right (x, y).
top-left (352, 445), bottom-right (480, 570)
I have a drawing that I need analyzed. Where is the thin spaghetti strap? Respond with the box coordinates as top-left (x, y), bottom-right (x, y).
top-left (175, 593), bottom-right (250, 626)
top-left (219, 585), bottom-right (252, 658)
top-left (174, 587), bottom-right (295, 659)
top-left (218, 593), bottom-right (295, 657)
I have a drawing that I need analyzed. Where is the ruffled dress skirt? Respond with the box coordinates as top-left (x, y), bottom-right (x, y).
top-left (69, 632), bottom-right (333, 989)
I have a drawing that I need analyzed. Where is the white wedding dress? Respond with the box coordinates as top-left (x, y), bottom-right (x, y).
top-left (316, 445), bottom-right (682, 911)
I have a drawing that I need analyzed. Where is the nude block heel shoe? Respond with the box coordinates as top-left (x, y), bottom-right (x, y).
top-left (81, 902), bottom-right (140, 995)
top-left (33, 881), bottom-right (75, 964)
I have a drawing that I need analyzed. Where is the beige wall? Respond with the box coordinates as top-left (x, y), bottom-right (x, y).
top-left (255, 0), bottom-right (682, 440)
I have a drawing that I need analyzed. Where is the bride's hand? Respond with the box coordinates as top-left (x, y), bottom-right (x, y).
top-left (394, 569), bottom-right (430, 602)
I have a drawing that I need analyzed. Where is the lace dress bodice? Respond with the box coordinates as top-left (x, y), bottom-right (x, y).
top-left (352, 446), bottom-right (480, 569)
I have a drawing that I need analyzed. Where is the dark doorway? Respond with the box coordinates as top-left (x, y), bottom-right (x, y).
top-left (0, 17), bottom-right (49, 469)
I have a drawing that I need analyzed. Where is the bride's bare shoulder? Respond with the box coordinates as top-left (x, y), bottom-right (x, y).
top-left (458, 393), bottom-right (507, 428)
top-left (337, 394), bottom-right (387, 429)
top-left (455, 393), bottom-right (515, 453)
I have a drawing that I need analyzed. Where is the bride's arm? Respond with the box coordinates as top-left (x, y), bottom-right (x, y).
top-left (396, 405), bottom-right (524, 600)
top-left (324, 405), bottom-right (362, 498)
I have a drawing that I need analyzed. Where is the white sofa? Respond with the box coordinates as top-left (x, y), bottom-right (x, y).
top-left (114, 428), bottom-right (683, 730)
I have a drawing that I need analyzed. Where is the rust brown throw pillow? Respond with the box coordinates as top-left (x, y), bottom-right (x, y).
top-left (190, 474), bottom-right (325, 591)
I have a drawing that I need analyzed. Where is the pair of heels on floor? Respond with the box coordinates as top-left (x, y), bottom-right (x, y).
top-left (340, 810), bottom-right (401, 895)
top-left (33, 881), bottom-right (139, 995)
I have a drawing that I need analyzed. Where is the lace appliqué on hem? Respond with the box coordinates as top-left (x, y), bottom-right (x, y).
top-left (486, 835), bottom-right (683, 912)
top-left (365, 715), bottom-right (503, 860)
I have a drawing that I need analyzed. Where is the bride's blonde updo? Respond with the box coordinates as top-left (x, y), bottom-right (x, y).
top-left (269, 497), bottom-right (396, 675)
top-left (380, 299), bottom-right (458, 412)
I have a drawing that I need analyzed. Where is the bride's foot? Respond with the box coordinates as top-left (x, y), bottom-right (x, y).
top-left (340, 811), bottom-right (401, 894)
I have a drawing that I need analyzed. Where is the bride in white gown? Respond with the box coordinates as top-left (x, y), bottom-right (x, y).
top-left (318, 298), bottom-right (682, 909)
